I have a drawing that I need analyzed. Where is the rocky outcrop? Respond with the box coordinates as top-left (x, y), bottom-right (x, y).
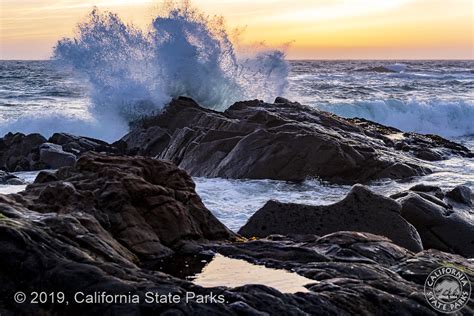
top-left (0, 171), bottom-right (25, 185)
top-left (347, 118), bottom-right (472, 161)
top-left (239, 185), bottom-right (423, 252)
top-left (0, 132), bottom-right (119, 171)
top-left (121, 97), bottom-right (471, 184)
top-left (211, 232), bottom-right (473, 315)
top-left (240, 184), bottom-right (473, 258)
top-left (8, 152), bottom-right (234, 259)
top-left (39, 143), bottom-right (77, 169)
top-left (0, 154), bottom-right (473, 315)
top-left (446, 185), bottom-right (473, 206)
top-left (49, 132), bottom-right (120, 156)
top-left (0, 132), bottom-right (47, 171)
top-left (395, 190), bottom-right (474, 258)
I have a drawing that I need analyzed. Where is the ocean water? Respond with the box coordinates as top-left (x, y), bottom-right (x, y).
top-left (1, 59), bottom-right (473, 231)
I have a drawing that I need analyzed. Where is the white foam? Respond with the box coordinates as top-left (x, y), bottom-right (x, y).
top-left (0, 112), bottom-right (128, 142)
top-left (385, 63), bottom-right (407, 73)
top-left (53, 5), bottom-right (288, 118)
top-left (319, 98), bottom-right (474, 137)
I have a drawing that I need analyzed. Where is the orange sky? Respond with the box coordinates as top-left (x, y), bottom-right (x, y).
top-left (1, 0), bottom-right (473, 60)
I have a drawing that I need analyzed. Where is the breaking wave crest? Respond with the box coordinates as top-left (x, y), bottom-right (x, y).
top-left (53, 4), bottom-right (289, 122)
top-left (319, 99), bottom-right (474, 138)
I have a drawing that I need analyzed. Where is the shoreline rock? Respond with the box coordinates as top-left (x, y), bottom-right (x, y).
top-left (0, 170), bottom-right (25, 185)
top-left (0, 98), bottom-right (473, 314)
top-left (239, 185), bottom-right (423, 252)
top-left (240, 183), bottom-right (473, 258)
top-left (121, 97), bottom-right (471, 184)
top-left (0, 153), bottom-right (473, 315)
top-left (0, 132), bottom-right (119, 172)
top-left (2, 97), bottom-right (471, 183)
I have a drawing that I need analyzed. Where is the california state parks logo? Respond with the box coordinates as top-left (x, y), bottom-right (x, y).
top-left (424, 266), bottom-right (471, 313)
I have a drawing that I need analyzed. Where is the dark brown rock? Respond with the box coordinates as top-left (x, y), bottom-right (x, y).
top-left (0, 154), bottom-right (473, 315)
top-left (122, 97), bottom-right (470, 184)
top-left (0, 171), bottom-right (25, 185)
top-left (9, 152), bottom-right (234, 259)
top-left (238, 185), bottom-right (423, 252)
top-left (397, 192), bottom-right (474, 258)
top-left (49, 133), bottom-right (120, 155)
top-left (0, 132), bottom-right (47, 171)
top-left (39, 142), bottom-right (77, 169)
top-left (210, 232), bottom-right (473, 316)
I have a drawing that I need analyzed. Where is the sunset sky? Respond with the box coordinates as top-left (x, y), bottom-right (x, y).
top-left (1, 0), bottom-right (473, 60)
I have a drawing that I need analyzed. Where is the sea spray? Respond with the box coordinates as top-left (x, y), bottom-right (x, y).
top-left (53, 3), bottom-right (289, 122)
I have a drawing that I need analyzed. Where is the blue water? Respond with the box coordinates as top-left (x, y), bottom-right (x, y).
top-left (1, 60), bottom-right (473, 140)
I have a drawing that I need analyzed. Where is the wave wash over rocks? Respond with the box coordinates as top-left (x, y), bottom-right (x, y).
top-left (53, 4), bottom-right (289, 125)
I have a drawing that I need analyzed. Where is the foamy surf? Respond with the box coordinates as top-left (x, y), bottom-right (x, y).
top-left (318, 98), bottom-right (474, 137)
top-left (0, 112), bottom-right (128, 143)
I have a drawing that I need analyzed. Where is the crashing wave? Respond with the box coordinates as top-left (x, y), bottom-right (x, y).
top-left (53, 4), bottom-right (289, 122)
top-left (319, 98), bottom-right (474, 138)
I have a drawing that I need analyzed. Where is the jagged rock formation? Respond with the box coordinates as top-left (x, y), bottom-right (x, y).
top-left (0, 132), bottom-right (118, 171)
top-left (121, 97), bottom-right (471, 184)
top-left (0, 154), bottom-right (473, 315)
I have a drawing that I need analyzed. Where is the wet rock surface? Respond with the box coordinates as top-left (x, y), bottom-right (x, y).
top-left (0, 132), bottom-right (119, 171)
top-left (39, 142), bottom-right (77, 169)
top-left (12, 152), bottom-right (234, 259)
top-left (121, 97), bottom-right (471, 183)
top-left (0, 132), bottom-right (47, 171)
top-left (239, 185), bottom-right (423, 252)
top-left (396, 191), bottom-right (474, 258)
top-left (446, 185), bottom-right (473, 206)
top-left (241, 183), bottom-right (473, 258)
top-left (210, 232), bottom-right (474, 315)
top-left (49, 132), bottom-right (120, 156)
top-left (0, 171), bottom-right (25, 185)
top-left (0, 154), bottom-right (473, 315)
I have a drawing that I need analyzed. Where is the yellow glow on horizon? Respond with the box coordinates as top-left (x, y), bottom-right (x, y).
top-left (1, 0), bottom-right (473, 59)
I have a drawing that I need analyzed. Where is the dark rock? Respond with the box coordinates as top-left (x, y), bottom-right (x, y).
top-left (0, 171), bottom-right (25, 185)
top-left (415, 149), bottom-right (443, 161)
top-left (12, 152), bottom-right (234, 260)
top-left (34, 170), bottom-right (59, 184)
top-left (0, 132), bottom-right (123, 172)
top-left (39, 143), bottom-right (77, 169)
top-left (446, 185), bottom-right (472, 206)
top-left (397, 192), bottom-right (474, 257)
top-left (117, 98), bottom-right (471, 184)
top-left (409, 183), bottom-right (445, 200)
top-left (239, 185), bottom-right (423, 252)
top-left (274, 97), bottom-right (294, 104)
top-left (210, 232), bottom-right (473, 315)
top-left (0, 132), bottom-right (46, 171)
top-left (348, 118), bottom-right (472, 159)
top-left (0, 154), bottom-right (473, 315)
top-left (49, 133), bottom-right (120, 155)
top-left (120, 127), bottom-right (171, 157)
